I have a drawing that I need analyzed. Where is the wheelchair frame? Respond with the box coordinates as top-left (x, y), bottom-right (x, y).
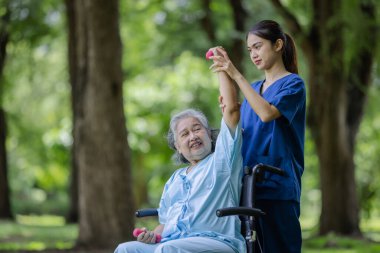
top-left (135, 163), bottom-right (286, 253)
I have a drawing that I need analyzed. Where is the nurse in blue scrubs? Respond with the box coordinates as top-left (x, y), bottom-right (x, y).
top-left (209, 20), bottom-right (306, 253)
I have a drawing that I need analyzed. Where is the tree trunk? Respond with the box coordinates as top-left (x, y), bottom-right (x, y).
top-left (67, 0), bottom-right (135, 249)
top-left (307, 0), bottom-right (377, 236)
top-left (310, 63), bottom-right (361, 236)
top-left (270, 0), bottom-right (377, 236)
top-left (200, 0), bottom-right (216, 44)
top-left (64, 0), bottom-right (79, 224)
top-left (0, 109), bottom-right (12, 219)
top-left (307, 0), bottom-right (361, 236)
top-left (0, 1), bottom-right (12, 220)
top-left (200, 0), bottom-right (247, 74)
top-left (228, 0), bottom-right (247, 74)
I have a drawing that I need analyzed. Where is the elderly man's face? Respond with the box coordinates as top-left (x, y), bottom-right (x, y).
top-left (175, 117), bottom-right (212, 165)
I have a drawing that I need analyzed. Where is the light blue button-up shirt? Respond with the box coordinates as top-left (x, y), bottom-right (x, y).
top-left (158, 119), bottom-right (246, 253)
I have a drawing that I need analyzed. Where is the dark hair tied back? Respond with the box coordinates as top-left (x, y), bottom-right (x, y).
top-left (248, 20), bottom-right (298, 74)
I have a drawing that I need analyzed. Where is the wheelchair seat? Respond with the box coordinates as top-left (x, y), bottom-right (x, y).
top-left (135, 163), bottom-right (286, 253)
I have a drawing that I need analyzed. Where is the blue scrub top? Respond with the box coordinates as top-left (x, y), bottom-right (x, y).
top-left (241, 73), bottom-right (306, 202)
top-left (158, 119), bottom-right (246, 253)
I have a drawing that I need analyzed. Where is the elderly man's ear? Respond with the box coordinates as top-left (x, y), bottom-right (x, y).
top-left (174, 143), bottom-right (180, 153)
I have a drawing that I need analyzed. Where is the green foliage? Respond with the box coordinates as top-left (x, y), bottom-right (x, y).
top-left (355, 85), bottom-right (380, 219)
top-left (124, 51), bottom-right (221, 205)
top-left (300, 129), bottom-right (321, 227)
top-left (279, 0), bottom-right (313, 27)
top-left (8, 0), bottom-right (63, 45)
top-left (4, 0), bottom-right (70, 215)
top-left (341, 0), bottom-right (378, 76)
top-left (121, 0), bottom-right (211, 78)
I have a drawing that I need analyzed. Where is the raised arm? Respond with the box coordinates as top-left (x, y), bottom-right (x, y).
top-left (209, 47), bottom-right (240, 131)
top-left (211, 48), bottom-right (281, 123)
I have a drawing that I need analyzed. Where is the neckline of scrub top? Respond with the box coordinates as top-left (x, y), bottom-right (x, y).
top-left (260, 73), bottom-right (295, 95)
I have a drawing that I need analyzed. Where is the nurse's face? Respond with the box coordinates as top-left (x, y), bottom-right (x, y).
top-left (246, 33), bottom-right (283, 71)
top-left (175, 117), bottom-right (212, 165)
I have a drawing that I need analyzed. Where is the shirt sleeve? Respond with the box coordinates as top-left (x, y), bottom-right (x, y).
top-left (213, 118), bottom-right (243, 172)
top-left (268, 76), bottom-right (306, 124)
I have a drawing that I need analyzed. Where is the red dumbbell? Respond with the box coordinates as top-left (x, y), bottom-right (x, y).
top-left (205, 49), bottom-right (214, 60)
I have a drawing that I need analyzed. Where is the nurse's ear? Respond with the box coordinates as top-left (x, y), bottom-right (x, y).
top-left (274, 38), bottom-right (284, 52)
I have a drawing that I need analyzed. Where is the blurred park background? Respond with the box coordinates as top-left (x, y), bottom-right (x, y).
top-left (0, 0), bottom-right (379, 252)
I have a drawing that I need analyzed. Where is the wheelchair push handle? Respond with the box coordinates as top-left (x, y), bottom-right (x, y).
top-left (135, 208), bottom-right (158, 218)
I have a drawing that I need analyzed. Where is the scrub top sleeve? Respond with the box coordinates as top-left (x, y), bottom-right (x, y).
top-left (269, 78), bottom-right (306, 124)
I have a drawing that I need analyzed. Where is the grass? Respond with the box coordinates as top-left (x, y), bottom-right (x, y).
top-left (300, 215), bottom-right (380, 253)
top-left (0, 215), bottom-right (77, 251)
top-left (0, 215), bottom-right (379, 252)
top-left (302, 233), bottom-right (380, 253)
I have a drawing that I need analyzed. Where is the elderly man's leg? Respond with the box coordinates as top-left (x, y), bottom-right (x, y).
top-left (114, 241), bottom-right (158, 253)
top-left (154, 237), bottom-right (236, 253)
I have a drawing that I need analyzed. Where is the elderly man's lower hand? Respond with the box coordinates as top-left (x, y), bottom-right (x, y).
top-left (137, 230), bottom-right (159, 244)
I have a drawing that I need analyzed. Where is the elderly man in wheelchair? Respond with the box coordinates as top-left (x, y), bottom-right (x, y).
top-left (114, 104), bottom-right (285, 253)
top-left (115, 65), bottom-right (248, 253)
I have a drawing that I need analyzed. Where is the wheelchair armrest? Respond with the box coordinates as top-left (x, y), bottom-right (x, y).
top-left (135, 208), bottom-right (158, 218)
top-left (216, 207), bottom-right (265, 218)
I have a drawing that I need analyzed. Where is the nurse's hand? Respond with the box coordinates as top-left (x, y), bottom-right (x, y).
top-left (209, 47), bottom-right (241, 81)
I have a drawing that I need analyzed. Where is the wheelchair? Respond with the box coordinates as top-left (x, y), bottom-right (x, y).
top-left (135, 163), bottom-right (286, 253)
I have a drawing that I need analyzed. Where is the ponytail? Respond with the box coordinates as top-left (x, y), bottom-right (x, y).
top-left (283, 33), bottom-right (298, 74)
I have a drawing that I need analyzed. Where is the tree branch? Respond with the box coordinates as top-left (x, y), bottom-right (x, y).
top-left (268, 0), bottom-right (315, 65)
top-left (346, 1), bottom-right (377, 150)
top-left (199, 0), bottom-right (216, 43)
top-left (268, 0), bottom-right (303, 36)
top-left (0, 1), bottom-right (11, 75)
top-left (227, 0), bottom-right (247, 74)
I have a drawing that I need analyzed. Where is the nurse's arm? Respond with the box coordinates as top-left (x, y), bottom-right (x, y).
top-left (233, 74), bottom-right (281, 122)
